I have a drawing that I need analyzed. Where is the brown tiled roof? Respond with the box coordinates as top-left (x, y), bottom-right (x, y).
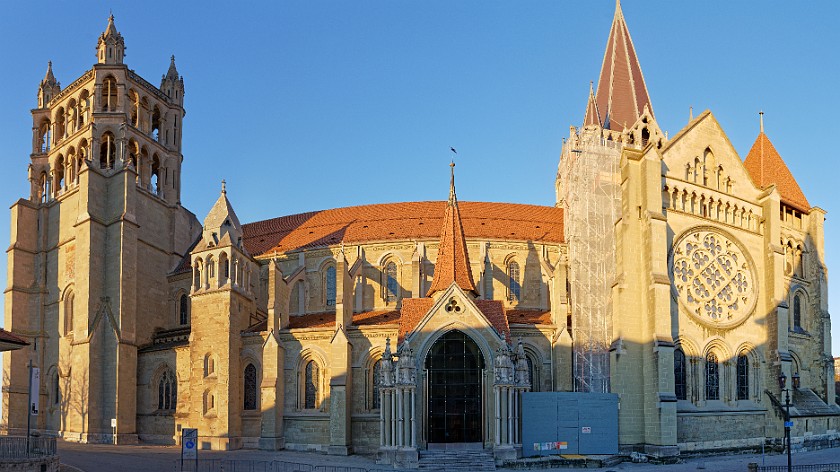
top-left (398, 298), bottom-right (435, 343)
top-left (170, 235), bottom-right (202, 275)
top-left (507, 309), bottom-right (552, 325)
top-left (242, 201), bottom-right (564, 257)
top-left (744, 133), bottom-right (810, 213)
top-left (594, 0), bottom-right (653, 131)
top-left (474, 299), bottom-right (510, 343)
top-left (354, 310), bottom-right (399, 327)
top-left (0, 329), bottom-right (28, 347)
top-left (287, 311), bottom-right (334, 330)
top-left (427, 165), bottom-right (477, 296)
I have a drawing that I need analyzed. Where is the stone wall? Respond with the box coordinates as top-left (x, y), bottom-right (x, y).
top-left (677, 412), bottom-right (766, 451)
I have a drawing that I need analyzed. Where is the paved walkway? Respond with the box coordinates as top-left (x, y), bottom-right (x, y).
top-left (56, 440), bottom-right (840, 472)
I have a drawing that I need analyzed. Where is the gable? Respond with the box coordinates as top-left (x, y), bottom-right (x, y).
top-left (400, 283), bottom-right (509, 357)
top-left (661, 111), bottom-right (762, 203)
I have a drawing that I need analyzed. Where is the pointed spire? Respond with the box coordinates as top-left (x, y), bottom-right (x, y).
top-left (38, 61), bottom-right (60, 108)
top-left (744, 118), bottom-right (810, 212)
top-left (427, 163), bottom-right (477, 297)
top-left (97, 14), bottom-right (125, 64)
top-left (104, 14), bottom-right (118, 38)
top-left (43, 61), bottom-right (56, 85)
top-left (582, 80), bottom-right (601, 128)
top-left (202, 179), bottom-right (245, 249)
top-left (591, 0), bottom-right (653, 131)
top-left (165, 55), bottom-right (179, 80)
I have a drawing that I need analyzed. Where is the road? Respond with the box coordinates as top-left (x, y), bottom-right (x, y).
top-left (57, 440), bottom-right (840, 472)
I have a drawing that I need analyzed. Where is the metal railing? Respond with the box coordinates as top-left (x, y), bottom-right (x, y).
top-left (749, 463), bottom-right (840, 472)
top-left (175, 460), bottom-right (394, 472)
top-left (0, 436), bottom-right (57, 459)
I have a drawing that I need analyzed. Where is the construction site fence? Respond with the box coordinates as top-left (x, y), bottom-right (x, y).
top-left (174, 458), bottom-right (397, 472)
top-left (748, 463), bottom-right (840, 472)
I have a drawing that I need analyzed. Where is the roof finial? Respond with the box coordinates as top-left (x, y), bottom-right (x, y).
top-left (448, 161), bottom-right (456, 205)
top-left (759, 110), bottom-right (764, 134)
top-left (689, 106), bottom-right (693, 122)
top-left (221, 179), bottom-right (227, 195)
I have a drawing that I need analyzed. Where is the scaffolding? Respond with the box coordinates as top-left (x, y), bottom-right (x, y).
top-left (557, 127), bottom-right (622, 393)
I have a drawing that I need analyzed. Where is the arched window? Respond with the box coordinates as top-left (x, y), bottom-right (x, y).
top-left (705, 353), bottom-right (719, 401)
top-left (325, 265), bottom-right (336, 307)
top-left (203, 390), bottom-right (215, 415)
top-left (525, 355), bottom-right (538, 391)
top-left (64, 291), bottom-right (75, 336)
top-left (385, 262), bottom-right (398, 303)
top-left (204, 354), bottom-right (215, 377)
top-left (151, 106), bottom-right (162, 141)
top-left (371, 359), bottom-right (382, 410)
top-left (304, 360), bottom-right (320, 409)
top-left (674, 349), bottom-right (687, 400)
top-left (736, 354), bottom-right (749, 400)
top-left (243, 363), bottom-right (258, 411)
top-left (207, 255), bottom-right (215, 280)
top-left (193, 260), bottom-right (202, 290)
top-left (100, 133), bottom-right (116, 169)
top-left (53, 371), bottom-right (60, 405)
top-left (793, 294), bottom-right (803, 331)
top-left (179, 294), bottom-right (189, 326)
top-left (103, 77), bottom-right (118, 112)
top-left (151, 155), bottom-right (161, 195)
top-left (507, 261), bottom-right (521, 302)
top-left (158, 369), bottom-right (177, 411)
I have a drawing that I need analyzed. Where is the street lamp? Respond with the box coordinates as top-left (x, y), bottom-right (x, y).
top-left (778, 372), bottom-right (799, 472)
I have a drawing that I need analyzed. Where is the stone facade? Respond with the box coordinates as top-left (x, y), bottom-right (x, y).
top-left (2, 4), bottom-right (837, 466)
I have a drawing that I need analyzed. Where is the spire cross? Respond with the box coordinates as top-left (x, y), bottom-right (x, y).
top-left (221, 179), bottom-right (226, 195)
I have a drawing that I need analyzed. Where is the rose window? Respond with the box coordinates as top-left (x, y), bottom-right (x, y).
top-left (670, 229), bottom-right (756, 326)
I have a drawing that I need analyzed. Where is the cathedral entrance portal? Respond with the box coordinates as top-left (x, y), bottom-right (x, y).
top-left (426, 330), bottom-right (484, 445)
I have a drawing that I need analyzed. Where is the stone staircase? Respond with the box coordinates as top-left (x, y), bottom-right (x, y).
top-left (418, 449), bottom-right (496, 471)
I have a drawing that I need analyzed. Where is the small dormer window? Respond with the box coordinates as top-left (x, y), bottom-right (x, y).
top-left (223, 219), bottom-right (230, 227)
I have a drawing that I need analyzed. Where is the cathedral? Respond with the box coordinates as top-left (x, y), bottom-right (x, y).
top-left (3, 3), bottom-right (837, 467)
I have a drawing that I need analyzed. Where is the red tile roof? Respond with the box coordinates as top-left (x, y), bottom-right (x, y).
top-left (398, 298), bottom-right (435, 343)
top-left (427, 165), bottom-right (477, 296)
top-left (354, 310), bottom-right (400, 327)
top-left (242, 201), bottom-right (564, 257)
top-left (594, 0), bottom-right (653, 131)
top-left (474, 299), bottom-right (510, 342)
top-left (744, 133), bottom-right (810, 213)
top-left (506, 309), bottom-right (552, 325)
top-left (287, 311), bottom-right (334, 330)
top-left (0, 329), bottom-right (29, 349)
top-left (285, 310), bottom-right (401, 330)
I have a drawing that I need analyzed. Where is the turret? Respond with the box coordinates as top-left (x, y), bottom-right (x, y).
top-left (160, 55), bottom-right (185, 106)
top-left (37, 61), bottom-right (60, 108)
top-left (96, 14), bottom-right (125, 65)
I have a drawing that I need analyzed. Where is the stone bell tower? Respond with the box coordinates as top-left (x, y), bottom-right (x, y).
top-left (3, 15), bottom-right (200, 442)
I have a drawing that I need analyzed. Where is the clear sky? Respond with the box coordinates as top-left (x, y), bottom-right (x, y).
top-left (0, 1), bottom-right (837, 356)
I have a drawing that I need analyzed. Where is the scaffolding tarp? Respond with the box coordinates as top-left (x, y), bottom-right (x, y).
top-left (558, 130), bottom-right (621, 393)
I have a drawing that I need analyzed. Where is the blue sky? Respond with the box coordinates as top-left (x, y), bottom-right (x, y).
top-left (0, 1), bottom-right (837, 356)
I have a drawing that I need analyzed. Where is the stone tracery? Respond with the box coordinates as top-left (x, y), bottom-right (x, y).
top-left (671, 229), bottom-right (756, 325)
